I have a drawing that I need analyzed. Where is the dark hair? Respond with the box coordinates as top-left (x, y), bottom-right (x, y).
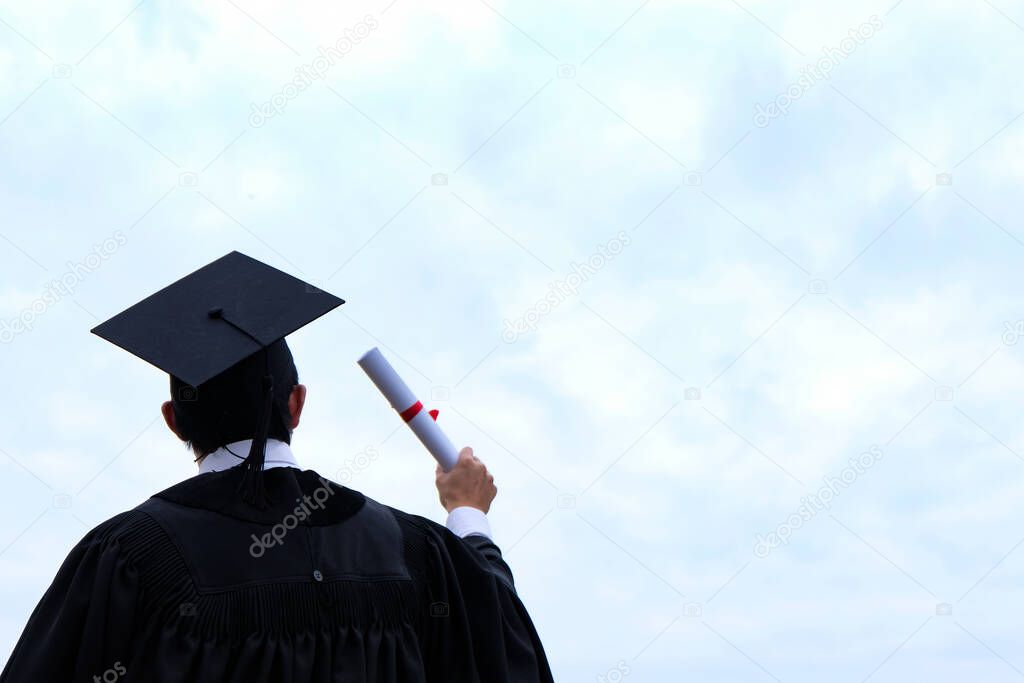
top-left (169, 340), bottom-right (298, 456)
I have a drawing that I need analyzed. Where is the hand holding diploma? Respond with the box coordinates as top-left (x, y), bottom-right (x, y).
top-left (435, 447), bottom-right (497, 513)
top-left (357, 347), bottom-right (460, 471)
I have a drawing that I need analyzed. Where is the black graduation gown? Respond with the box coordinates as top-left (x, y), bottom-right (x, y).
top-left (0, 468), bottom-right (554, 682)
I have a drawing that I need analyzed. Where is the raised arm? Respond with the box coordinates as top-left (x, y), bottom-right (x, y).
top-left (435, 447), bottom-right (517, 588)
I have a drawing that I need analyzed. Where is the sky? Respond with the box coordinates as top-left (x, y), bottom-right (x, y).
top-left (2, 0), bottom-right (1024, 680)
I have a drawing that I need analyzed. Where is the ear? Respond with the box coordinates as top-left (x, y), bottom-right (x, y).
top-left (288, 384), bottom-right (307, 430)
top-left (161, 401), bottom-right (184, 440)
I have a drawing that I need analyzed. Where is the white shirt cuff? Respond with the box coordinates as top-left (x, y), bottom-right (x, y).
top-left (445, 506), bottom-right (493, 540)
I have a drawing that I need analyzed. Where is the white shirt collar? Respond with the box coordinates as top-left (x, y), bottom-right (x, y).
top-left (197, 438), bottom-right (300, 475)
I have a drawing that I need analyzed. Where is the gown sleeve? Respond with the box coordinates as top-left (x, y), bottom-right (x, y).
top-left (0, 515), bottom-right (140, 683)
top-left (414, 519), bottom-right (554, 683)
top-left (460, 534), bottom-right (517, 591)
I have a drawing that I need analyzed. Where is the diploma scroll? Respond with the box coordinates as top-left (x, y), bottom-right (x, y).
top-left (357, 347), bottom-right (460, 471)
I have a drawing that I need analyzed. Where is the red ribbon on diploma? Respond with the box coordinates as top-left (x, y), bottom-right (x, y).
top-left (399, 401), bottom-right (439, 423)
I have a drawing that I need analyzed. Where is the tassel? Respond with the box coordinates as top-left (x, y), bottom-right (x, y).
top-left (205, 308), bottom-right (278, 509)
top-left (239, 372), bottom-right (274, 508)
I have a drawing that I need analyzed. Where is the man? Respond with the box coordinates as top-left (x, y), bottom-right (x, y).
top-left (0, 252), bottom-right (554, 682)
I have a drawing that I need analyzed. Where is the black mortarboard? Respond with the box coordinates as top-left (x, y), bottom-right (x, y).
top-left (91, 251), bottom-right (344, 505)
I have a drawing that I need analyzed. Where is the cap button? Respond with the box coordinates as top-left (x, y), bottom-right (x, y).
top-left (207, 307), bottom-right (223, 319)
top-left (313, 569), bottom-right (323, 582)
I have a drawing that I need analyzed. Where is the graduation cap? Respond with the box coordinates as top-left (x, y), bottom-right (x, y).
top-left (91, 251), bottom-right (344, 505)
